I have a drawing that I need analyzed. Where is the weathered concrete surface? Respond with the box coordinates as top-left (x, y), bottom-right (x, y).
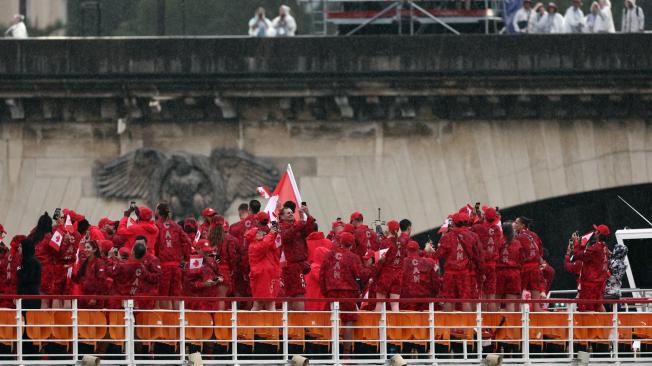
top-left (1, 117), bottom-right (651, 238)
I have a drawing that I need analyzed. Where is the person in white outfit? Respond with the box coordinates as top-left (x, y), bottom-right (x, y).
top-left (594, 0), bottom-right (616, 32)
top-left (584, 1), bottom-right (600, 32)
top-left (530, 2), bottom-right (547, 32)
top-left (537, 2), bottom-right (565, 33)
top-left (513, 0), bottom-right (536, 33)
top-left (564, 0), bottom-right (586, 32)
top-left (271, 5), bottom-right (297, 37)
top-left (4, 14), bottom-right (28, 38)
top-left (621, 0), bottom-right (645, 32)
top-left (248, 7), bottom-right (273, 37)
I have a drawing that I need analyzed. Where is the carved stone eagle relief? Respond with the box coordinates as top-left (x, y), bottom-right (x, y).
top-left (94, 148), bottom-right (279, 219)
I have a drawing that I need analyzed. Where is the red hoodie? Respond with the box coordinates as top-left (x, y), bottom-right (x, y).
top-left (154, 218), bottom-right (191, 265)
top-left (319, 246), bottom-right (369, 293)
top-left (117, 217), bottom-right (159, 255)
top-left (279, 216), bottom-right (315, 264)
top-left (352, 224), bottom-right (379, 257)
top-left (305, 246), bottom-right (330, 311)
top-left (306, 231), bottom-right (332, 264)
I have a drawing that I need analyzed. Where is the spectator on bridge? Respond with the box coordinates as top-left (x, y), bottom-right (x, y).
top-left (621, 0), bottom-right (645, 32)
top-left (537, 3), bottom-right (566, 33)
top-left (584, 2), bottom-right (601, 32)
top-left (249, 7), bottom-right (273, 37)
top-left (530, 2), bottom-right (548, 32)
top-left (513, 0), bottom-right (537, 33)
top-left (594, 0), bottom-right (616, 32)
top-left (4, 14), bottom-right (28, 38)
top-left (272, 5), bottom-right (297, 37)
top-left (564, 0), bottom-right (586, 32)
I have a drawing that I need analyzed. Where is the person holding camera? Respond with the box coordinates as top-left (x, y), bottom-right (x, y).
top-left (513, 0), bottom-right (536, 33)
top-left (271, 5), bottom-right (297, 37)
top-left (248, 7), bottom-right (273, 37)
top-left (350, 212), bottom-right (380, 258)
top-left (572, 225), bottom-right (611, 311)
top-left (4, 14), bottom-right (28, 38)
top-left (248, 227), bottom-right (282, 311)
top-left (117, 202), bottom-right (159, 255)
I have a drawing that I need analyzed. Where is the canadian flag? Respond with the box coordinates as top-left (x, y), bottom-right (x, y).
top-left (437, 217), bottom-right (451, 234)
top-left (263, 164), bottom-right (303, 223)
top-left (581, 231), bottom-right (593, 246)
top-left (256, 186), bottom-right (271, 199)
top-left (188, 255), bottom-right (203, 269)
top-left (374, 248), bottom-right (389, 263)
top-left (49, 230), bottom-right (63, 251)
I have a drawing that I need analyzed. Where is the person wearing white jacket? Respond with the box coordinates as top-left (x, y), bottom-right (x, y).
top-left (271, 5), bottom-right (297, 37)
top-left (594, 0), bottom-right (616, 32)
top-left (584, 1), bottom-right (600, 32)
top-left (537, 2), bottom-right (565, 33)
top-left (621, 0), bottom-right (645, 32)
top-left (530, 2), bottom-right (547, 32)
top-left (513, 0), bottom-right (536, 33)
top-left (4, 14), bottom-right (28, 38)
top-left (564, 0), bottom-right (586, 32)
top-left (248, 7), bottom-right (273, 37)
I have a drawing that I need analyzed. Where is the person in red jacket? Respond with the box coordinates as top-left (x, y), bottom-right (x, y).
top-left (319, 231), bottom-right (370, 354)
top-left (279, 204), bottom-right (315, 311)
top-left (73, 240), bottom-right (107, 309)
top-left (306, 226), bottom-right (333, 263)
top-left (117, 204), bottom-right (159, 255)
top-left (187, 242), bottom-right (226, 310)
top-left (248, 228), bottom-right (282, 311)
top-left (351, 212), bottom-right (380, 258)
top-left (0, 235), bottom-right (24, 308)
top-left (198, 208), bottom-right (219, 240)
top-left (111, 241), bottom-right (159, 309)
top-left (374, 220), bottom-right (402, 312)
top-left (154, 202), bottom-right (191, 309)
top-left (574, 225), bottom-right (611, 312)
top-left (208, 215), bottom-right (236, 301)
top-left (327, 219), bottom-right (344, 244)
top-left (182, 218), bottom-right (198, 243)
top-left (45, 211), bottom-right (82, 308)
top-left (514, 216), bottom-right (545, 311)
top-left (400, 241), bottom-right (441, 311)
top-left (471, 206), bottom-right (501, 310)
top-left (496, 222), bottom-right (523, 311)
top-left (432, 213), bottom-right (481, 312)
top-left (305, 246), bottom-right (330, 311)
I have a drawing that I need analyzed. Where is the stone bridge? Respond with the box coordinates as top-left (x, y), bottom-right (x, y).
top-left (0, 35), bottom-right (651, 236)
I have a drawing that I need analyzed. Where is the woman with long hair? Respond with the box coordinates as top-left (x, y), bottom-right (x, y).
top-left (73, 240), bottom-right (107, 309)
top-left (208, 216), bottom-right (236, 308)
top-left (496, 222), bottom-right (523, 312)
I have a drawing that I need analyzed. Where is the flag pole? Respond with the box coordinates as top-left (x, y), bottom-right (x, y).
top-left (617, 195), bottom-right (652, 227)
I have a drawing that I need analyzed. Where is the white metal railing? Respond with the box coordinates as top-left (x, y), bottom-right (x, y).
top-left (1, 297), bottom-right (651, 365)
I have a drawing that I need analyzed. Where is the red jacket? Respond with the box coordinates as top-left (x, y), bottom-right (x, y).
top-left (575, 241), bottom-right (610, 283)
top-left (319, 246), bottom-right (368, 293)
top-left (306, 246), bottom-right (330, 311)
top-left (352, 225), bottom-right (379, 257)
top-left (74, 257), bottom-right (107, 296)
top-left (141, 254), bottom-right (162, 296)
top-left (471, 221), bottom-right (501, 266)
top-left (229, 215), bottom-right (257, 242)
top-left (117, 217), bottom-right (159, 255)
top-left (517, 229), bottom-right (543, 265)
top-left (189, 257), bottom-right (222, 298)
top-left (111, 258), bottom-right (156, 296)
top-left (400, 253), bottom-right (441, 298)
top-left (280, 216), bottom-right (315, 263)
top-left (0, 246), bottom-right (21, 296)
top-left (497, 238), bottom-right (522, 270)
top-left (433, 227), bottom-right (481, 272)
top-left (306, 231), bottom-right (332, 263)
top-left (248, 233), bottom-right (281, 281)
top-left (154, 218), bottom-right (191, 265)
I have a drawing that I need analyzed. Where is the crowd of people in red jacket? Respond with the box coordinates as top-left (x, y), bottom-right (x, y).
top-left (0, 199), bottom-right (612, 318)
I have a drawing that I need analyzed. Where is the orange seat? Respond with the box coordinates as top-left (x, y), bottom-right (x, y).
top-left (135, 311), bottom-right (163, 346)
top-left (159, 312), bottom-right (180, 348)
top-left (632, 313), bottom-right (652, 345)
top-left (618, 313), bottom-right (638, 344)
top-left (213, 311), bottom-right (232, 347)
top-left (288, 312), bottom-right (306, 347)
top-left (0, 310), bottom-right (18, 346)
top-left (353, 312), bottom-right (380, 349)
top-left (78, 310), bottom-right (107, 346)
top-left (255, 311), bottom-right (281, 347)
top-left (305, 312), bottom-right (331, 347)
top-left (185, 312), bottom-right (213, 347)
top-left (494, 313), bottom-right (521, 345)
top-left (51, 310), bottom-right (72, 347)
top-left (237, 311), bottom-right (256, 347)
top-left (530, 312), bottom-right (568, 347)
top-left (403, 311), bottom-right (429, 346)
top-left (107, 310), bottom-right (126, 348)
top-left (575, 313), bottom-right (611, 344)
top-left (25, 311), bottom-right (53, 349)
top-left (387, 312), bottom-right (409, 348)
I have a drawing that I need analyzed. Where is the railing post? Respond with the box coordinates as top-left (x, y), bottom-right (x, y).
top-left (612, 304), bottom-right (619, 360)
top-left (179, 300), bottom-right (186, 364)
top-left (16, 299), bottom-right (22, 365)
top-left (72, 299), bottom-right (79, 365)
top-left (282, 301), bottom-right (289, 362)
top-left (331, 301), bottom-right (340, 365)
top-left (522, 303), bottom-right (530, 364)
top-left (429, 302), bottom-right (436, 363)
top-left (568, 302), bottom-right (575, 361)
top-left (476, 302), bottom-right (483, 360)
top-left (231, 300), bottom-right (238, 365)
top-left (125, 299), bottom-right (135, 366)
top-left (380, 302), bottom-right (387, 362)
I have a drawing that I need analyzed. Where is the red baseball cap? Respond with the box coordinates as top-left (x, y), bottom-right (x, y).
top-left (343, 224), bottom-right (355, 233)
top-left (332, 220), bottom-right (345, 230)
top-left (201, 208), bottom-right (217, 217)
top-left (97, 217), bottom-right (115, 229)
top-left (592, 224), bottom-right (610, 236)
top-left (256, 211), bottom-right (269, 222)
top-left (453, 212), bottom-right (470, 225)
top-left (339, 232), bottom-right (355, 247)
top-left (407, 240), bottom-right (420, 251)
top-left (200, 243), bottom-right (214, 253)
top-left (99, 240), bottom-right (114, 254)
top-left (139, 207), bottom-right (153, 221)
top-left (350, 211), bottom-right (363, 223)
top-left (387, 220), bottom-right (400, 233)
top-left (482, 206), bottom-right (498, 222)
top-left (118, 247), bottom-right (130, 257)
